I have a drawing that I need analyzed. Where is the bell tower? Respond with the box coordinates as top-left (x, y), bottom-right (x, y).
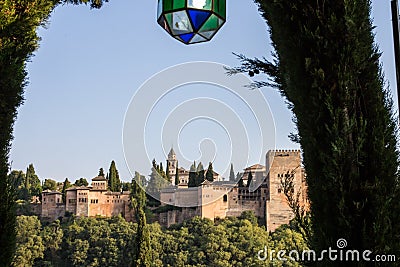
top-left (167, 148), bottom-right (177, 184)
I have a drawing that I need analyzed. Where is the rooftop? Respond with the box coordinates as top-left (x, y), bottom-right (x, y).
top-left (92, 176), bottom-right (107, 181)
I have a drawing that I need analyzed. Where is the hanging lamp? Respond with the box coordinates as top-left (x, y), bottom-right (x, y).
top-left (157, 0), bottom-right (226, 44)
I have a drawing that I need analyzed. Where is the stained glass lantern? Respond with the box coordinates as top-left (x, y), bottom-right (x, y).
top-left (157, 0), bottom-right (226, 44)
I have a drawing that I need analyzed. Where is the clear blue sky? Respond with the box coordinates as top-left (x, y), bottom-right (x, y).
top-left (9, 0), bottom-right (397, 182)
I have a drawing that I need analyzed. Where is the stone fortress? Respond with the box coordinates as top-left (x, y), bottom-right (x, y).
top-left (159, 149), bottom-right (308, 231)
top-left (41, 149), bottom-right (307, 232)
top-left (41, 176), bottom-right (133, 222)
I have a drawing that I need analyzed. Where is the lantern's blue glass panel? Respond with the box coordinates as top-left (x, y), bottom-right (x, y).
top-left (188, 10), bottom-right (211, 31)
top-left (179, 33), bottom-right (194, 43)
top-left (171, 10), bottom-right (193, 35)
top-left (187, 0), bottom-right (212, 10)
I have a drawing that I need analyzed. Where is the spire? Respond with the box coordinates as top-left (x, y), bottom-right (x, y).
top-left (168, 147), bottom-right (176, 157)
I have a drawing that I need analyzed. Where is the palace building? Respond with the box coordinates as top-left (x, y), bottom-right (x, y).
top-left (41, 149), bottom-right (308, 232)
top-left (158, 149), bottom-right (308, 231)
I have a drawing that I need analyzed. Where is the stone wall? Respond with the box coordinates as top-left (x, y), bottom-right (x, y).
top-left (266, 150), bottom-right (306, 231)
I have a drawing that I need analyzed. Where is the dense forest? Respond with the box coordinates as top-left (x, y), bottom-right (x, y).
top-left (13, 212), bottom-right (307, 267)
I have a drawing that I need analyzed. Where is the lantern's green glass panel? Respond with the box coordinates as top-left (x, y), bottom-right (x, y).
top-left (213, 0), bottom-right (226, 18)
top-left (187, 0), bottom-right (212, 10)
top-left (199, 14), bottom-right (223, 32)
top-left (163, 0), bottom-right (174, 12)
top-left (173, 0), bottom-right (186, 9)
top-left (157, 0), bottom-right (163, 19)
top-left (169, 10), bottom-right (193, 35)
top-left (190, 34), bottom-right (207, 44)
top-left (165, 12), bottom-right (173, 27)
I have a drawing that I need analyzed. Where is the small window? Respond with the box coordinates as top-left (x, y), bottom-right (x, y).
top-left (223, 195), bottom-right (228, 202)
top-left (278, 188), bottom-right (282, 194)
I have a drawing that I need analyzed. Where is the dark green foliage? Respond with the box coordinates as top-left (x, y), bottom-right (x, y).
top-left (122, 182), bottom-right (132, 192)
top-left (206, 162), bottom-right (214, 182)
top-left (108, 160), bottom-right (121, 192)
top-left (0, 168), bottom-right (17, 266)
top-left (238, 177), bottom-right (244, 188)
top-left (165, 163), bottom-right (171, 182)
top-left (74, 177), bottom-right (88, 187)
top-left (98, 167), bottom-right (105, 177)
top-left (196, 162), bottom-right (205, 185)
top-left (61, 178), bottom-right (71, 203)
top-left (188, 162), bottom-right (208, 187)
top-left (11, 213), bottom-right (310, 267)
top-left (43, 179), bottom-right (57, 191)
top-left (131, 172), bottom-right (151, 267)
top-left (235, 172), bottom-right (242, 182)
top-left (61, 216), bottom-right (135, 267)
top-left (246, 172), bottom-right (253, 187)
top-left (9, 170), bottom-right (29, 200)
top-left (188, 161), bottom-right (197, 187)
top-left (26, 164), bottom-right (42, 197)
top-left (39, 220), bottom-right (63, 266)
top-left (229, 163), bottom-right (235, 182)
top-left (13, 216), bottom-right (44, 266)
top-left (231, 0), bottom-right (400, 259)
top-left (0, 1), bottom-right (109, 264)
top-left (147, 160), bottom-right (169, 203)
top-left (174, 166), bottom-right (179, 186)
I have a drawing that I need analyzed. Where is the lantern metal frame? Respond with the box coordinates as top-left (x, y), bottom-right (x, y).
top-left (157, 0), bottom-right (226, 44)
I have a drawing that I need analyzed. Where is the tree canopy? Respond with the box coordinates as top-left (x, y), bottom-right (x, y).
top-left (230, 0), bottom-right (400, 260)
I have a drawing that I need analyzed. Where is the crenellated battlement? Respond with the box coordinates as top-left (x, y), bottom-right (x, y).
top-left (266, 149), bottom-right (301, 159)
top-left (268, 149), bottom-right (301, 153)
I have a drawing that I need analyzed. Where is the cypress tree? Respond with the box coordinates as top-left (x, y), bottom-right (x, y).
top-left (197, 162), bottom-right (205, 186)
top-left (235, 172), bottom-right (242, 182)
top-left (206, 162), bottom-right (214, 182)
top-left (238, 177), bottom-right (244, 188)
top-left (61, 178), bottom-right (71, 203)
top-left (0, 1), bottom-right (108, 265)
top-left (188, 162), bottom-right (197, 187)
top-left (229, 163), bottom-right (235, 182)
top-left (108, 161), bottom-right (121, 192)
top-left (166, 163), bottom-right (171, 183)
top-left (98, 168), bottom-right (105, 177)
top-left (174, 167), bottom-right (179, 186)
top-left (231, 0), bottom-right (400, 258)
top-left (246, 172), bottom-right (253, 188)
top-left (131, 172), bottom-right (151, 267)
top-left (26, 164), bottom-right (41, 198)
top-left (159, 162), bottom-right (164, 174)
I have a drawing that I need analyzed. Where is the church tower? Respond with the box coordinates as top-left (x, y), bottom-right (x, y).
top-left (167, 148), bottom-right (177, 184)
